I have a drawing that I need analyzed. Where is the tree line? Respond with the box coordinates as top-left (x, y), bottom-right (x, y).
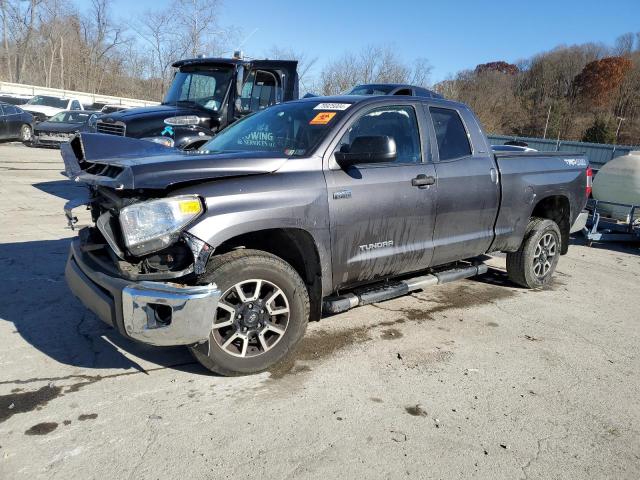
top-left (0, 0), bottom-right (229, 100)
top-left (1, 0), bottom-right (638, 145)
top-left (436, 33), bottom-right (640, 145)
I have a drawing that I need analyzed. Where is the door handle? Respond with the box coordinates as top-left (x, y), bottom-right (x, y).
top-left (490, 168), bottom-right (498, 184)
top-left (411, 174), bottom-right (435, 188)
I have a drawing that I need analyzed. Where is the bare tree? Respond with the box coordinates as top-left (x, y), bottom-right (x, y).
top-left (614, 33), bottom-right (634, 56)
top-left (264, 46), bottom-right (318, 92)
top-left (173, 0), bottom-right (225, 57)
top-left (319, 45), bottom-right (432, 95)
top-left (134, 8), bottom-right (188, 96)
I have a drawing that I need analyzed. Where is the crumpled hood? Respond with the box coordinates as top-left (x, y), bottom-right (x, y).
top-left (61, 133), bottom-right (288, 190)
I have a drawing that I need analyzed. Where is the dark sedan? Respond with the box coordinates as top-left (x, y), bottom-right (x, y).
top-left (0, 102), bottom-right (34, 142)
top-left (32, 110), bottom-right (98, 148)
top-left (346, 83), bottom-right (443, 98)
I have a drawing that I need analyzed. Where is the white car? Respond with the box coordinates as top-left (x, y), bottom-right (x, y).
top-left (21, 95), bottom-right (83, 122)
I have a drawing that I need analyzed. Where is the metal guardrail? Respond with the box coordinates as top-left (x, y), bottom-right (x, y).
top-left (0, 81), bottom-right (159, 107)
top-left (489, 134), bottom-right (640, 169)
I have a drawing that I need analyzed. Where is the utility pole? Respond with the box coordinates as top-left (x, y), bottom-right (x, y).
top-left (611, 116), bottom-right (625, 159)
top-left (543, 104), bottom-right (551, 139)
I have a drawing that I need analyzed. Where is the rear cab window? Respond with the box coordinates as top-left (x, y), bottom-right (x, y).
top-left (429, 106), bottom-right (472, 161)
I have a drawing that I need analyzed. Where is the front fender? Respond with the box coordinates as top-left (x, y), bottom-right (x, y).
top-left (174, 167), bottom-right (333, 295)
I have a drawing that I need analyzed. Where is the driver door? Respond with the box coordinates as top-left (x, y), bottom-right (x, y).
top-left (324, 103), bottom-right (438, 289)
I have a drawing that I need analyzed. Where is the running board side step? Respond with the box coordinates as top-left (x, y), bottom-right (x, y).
top-left (323, 263), bottom-right (488, 315)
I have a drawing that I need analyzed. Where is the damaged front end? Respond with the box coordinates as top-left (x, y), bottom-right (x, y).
top-left (62, 134), bottom-right (220, 346)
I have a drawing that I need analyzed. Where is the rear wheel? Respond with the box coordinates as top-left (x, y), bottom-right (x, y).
top-left (506, 217), bottom-right (561, 288)
top-left (20, 124), bottom-right (32, 143)
top-left (190, 249), bottom-right (309, 376)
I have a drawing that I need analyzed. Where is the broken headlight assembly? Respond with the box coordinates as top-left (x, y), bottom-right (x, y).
top-left (119, 195), bottom-right (204, 256)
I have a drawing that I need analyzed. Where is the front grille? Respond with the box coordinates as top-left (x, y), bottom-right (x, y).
top-left (96, 120), bottom-right (126, 136)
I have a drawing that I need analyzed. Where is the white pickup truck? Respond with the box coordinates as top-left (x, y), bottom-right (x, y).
top-left (21, 94), bottom-right (83, 122)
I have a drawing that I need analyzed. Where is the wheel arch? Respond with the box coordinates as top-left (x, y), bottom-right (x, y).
top-left (211, 228), bottom-right (324, 322)
top-left (530, 195), bottom-right (571, 254)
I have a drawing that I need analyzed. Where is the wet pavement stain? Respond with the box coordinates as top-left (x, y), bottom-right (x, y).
top-left (405, 404), bottom-right (428, 417)
top-left (0, 385), bottom-right (63, 423)
top-left (487, 322), bottom-right (499, 327)
top-left (271, 281), bottom-right (518, 379)
top-left (78, 413), bottom-right (98, 421)
top-left (381, 328), bottom-right (403, 340)
top-left (269, 325), bottom-right (372, 379)
top-left (24, 422), bottom-right (58, 435)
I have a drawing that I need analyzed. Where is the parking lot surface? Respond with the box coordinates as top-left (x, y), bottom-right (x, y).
top-left (0, 142), bottom-right (639, 479)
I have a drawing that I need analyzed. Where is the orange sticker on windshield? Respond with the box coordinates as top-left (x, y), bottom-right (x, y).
top-left (310, 112), bottom-right (336, 125)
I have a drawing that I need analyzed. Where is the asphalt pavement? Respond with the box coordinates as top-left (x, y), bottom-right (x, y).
top-left (0, 142), bottom-right (638, 479)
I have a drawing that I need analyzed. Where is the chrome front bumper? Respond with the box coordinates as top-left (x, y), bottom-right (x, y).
top-left (66, 239), bottom-right (220, 346)
top-left (121, 281), bottom-right (219, 346)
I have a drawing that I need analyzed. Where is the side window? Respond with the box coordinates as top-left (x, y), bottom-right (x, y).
top-left (240, 70), bottom-right (282, 112)
top-left (0, 105), bottom-right (5, 116)
top-left (336, 105), bottom-right (421, 164)
top-left (429, 107), bottom-right (472, 161)
top-left (71, 100), bottom-right (81, 110)
top-left (4, 105), bottom-right (17, 115)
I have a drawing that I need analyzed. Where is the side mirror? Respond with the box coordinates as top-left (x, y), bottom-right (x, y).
top-left (334, 135), bottom-right (397, 168)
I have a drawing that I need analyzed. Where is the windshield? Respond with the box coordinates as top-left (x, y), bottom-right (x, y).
top-left (200, 101), bottom-right (353, 157)
top-left (26, 95), bottom-right (68, 108)
top-left (48, 111), bottom-right (92, 123)
top-left (163, 67), bottom-right (233, 111)
top-left (347, 85), bottom-right (395, 96)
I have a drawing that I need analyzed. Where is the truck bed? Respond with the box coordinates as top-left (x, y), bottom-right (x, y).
top-left (491, 152), bottom-right (588, 253)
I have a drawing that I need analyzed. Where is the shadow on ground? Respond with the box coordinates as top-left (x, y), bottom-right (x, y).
top-left (0, 237), bottom-right (207, 376)
top-left (570, 233), bottom-right (640, 256)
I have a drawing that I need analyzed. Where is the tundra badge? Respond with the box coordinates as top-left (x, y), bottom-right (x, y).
top-left (359, 240), bottom-right (394, 252)
top-left (333, 190), bottom-right (352, 200)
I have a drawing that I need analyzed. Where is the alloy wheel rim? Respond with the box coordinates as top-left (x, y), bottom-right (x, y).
top-left (21, 125), bottom-right (31, 141)
top-left (210, 279), bottom-right (290, 358)
top-left (533, 232), bottom-right (557, 278)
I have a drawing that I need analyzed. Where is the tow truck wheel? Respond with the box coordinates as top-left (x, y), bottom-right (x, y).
top-left (190, 249), bottom-right (310, 376)
top-left (506, 217), bottom-right (561, 288)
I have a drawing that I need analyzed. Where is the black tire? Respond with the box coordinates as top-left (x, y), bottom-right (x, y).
top-left (190, 249), bottom-right (309, 376)
top-left (506, 217), bottom-right (561, 289)
top-left (20, 124), bottom-right (32, 143)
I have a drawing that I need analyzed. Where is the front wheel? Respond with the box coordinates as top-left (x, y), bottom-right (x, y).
top-left (20, 124), bottom-right (32, 143)
top-left (190, 249), bottom-right (309, 376)
top-left (506, 218), bottom-right (561, 288)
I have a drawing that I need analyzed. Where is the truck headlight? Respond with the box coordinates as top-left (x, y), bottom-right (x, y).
top-left (164, 115), bottom-right (200, 126)
top-left (119, 195), bottom-right (204, 256)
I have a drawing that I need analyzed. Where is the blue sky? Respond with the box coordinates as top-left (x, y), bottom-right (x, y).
top-left (106, 0), bottom-right (639, 82)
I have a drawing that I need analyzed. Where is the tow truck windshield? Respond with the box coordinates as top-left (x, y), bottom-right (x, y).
top-left (163, 67), bottom-right (233, 112)
top-left (200, 101), bottom-right (352, 157)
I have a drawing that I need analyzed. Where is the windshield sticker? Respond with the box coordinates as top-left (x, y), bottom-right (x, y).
top-left (314, 103), bottom-right (351, 111)
top-left (237, 123), bottom-right (276, 148)
top-left (310, 112), bottom-right (337, 125)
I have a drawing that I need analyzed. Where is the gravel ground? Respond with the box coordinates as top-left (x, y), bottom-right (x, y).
top-left (0, 142), bottom-right (639, 479)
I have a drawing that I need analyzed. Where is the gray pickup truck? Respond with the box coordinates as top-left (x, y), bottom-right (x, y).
top-left (62, 95), bottom-right (590, 375)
